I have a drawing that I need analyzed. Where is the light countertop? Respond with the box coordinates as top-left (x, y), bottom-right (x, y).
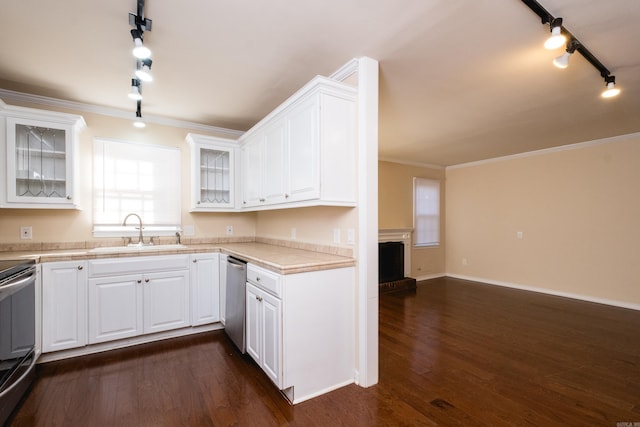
top-left (0, 242), bottom-right (355, 275)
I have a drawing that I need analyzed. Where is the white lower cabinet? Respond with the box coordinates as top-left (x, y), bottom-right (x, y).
top-left (190, 253), bottom-right (220, 326)
top-left (245, 263), bottom-right (355, 404)
top-left (42, 261), bottom-right (88, 353)
top-left (246, 282), bottom-right (282, 387)
top-left (87, 255), bottom-right (190, 345)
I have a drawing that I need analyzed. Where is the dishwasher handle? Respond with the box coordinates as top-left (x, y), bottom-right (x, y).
top-left (227, 256), bottom-right (247, 268)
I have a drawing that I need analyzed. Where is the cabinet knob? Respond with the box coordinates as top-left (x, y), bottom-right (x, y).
top-left (197, 201), bottom-right (201, 205)
top-left (193, 259), bottom-right (197, 263)
top-left (259, 198), bottom-right (265, 202)
top-left (256, 296), bottom-right (263, 302)
top-left (137, 279), bottom-right (142, 284)
top-left (77, 265), bottom-right (83, 270)
top-left (145, 278), bottom-right (150, 283)
top-left (66, 195), bottom-right (72, 200)
top-left (256, 276), bottom-right (261, 282)
top-left (285, 194), bottom-right (289, 199)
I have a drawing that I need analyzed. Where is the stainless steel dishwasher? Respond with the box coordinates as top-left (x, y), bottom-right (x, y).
top-left (225, 256), bottom-right (247, 353)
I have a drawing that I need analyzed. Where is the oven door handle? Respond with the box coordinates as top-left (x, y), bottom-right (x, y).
top-left (0, 268), bottom-right (36, 295)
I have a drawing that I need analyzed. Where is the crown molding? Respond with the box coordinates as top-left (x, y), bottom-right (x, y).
top-left (446, 131), bottom-right (640, 171)
top-left (330, 58), bottom-right (360, 82)
top-left (378, 156), bottom-right (445, 170)
top-left (0, 88), bottom-right (244, 138)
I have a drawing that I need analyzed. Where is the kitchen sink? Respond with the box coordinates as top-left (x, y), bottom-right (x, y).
top-left (89, 244), bottom-right (187, 254)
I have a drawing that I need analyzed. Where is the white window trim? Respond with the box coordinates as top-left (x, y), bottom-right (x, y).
top-left (92, 137), bottom-right (182, 238)
top-left (413, 177), bottom-right (441, 248)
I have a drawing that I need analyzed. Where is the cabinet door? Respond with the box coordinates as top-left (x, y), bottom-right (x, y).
top-left (88, 274), bottom-right (142, 344)
top-left (262, 117), bottom-right (287, 204)
top-left (287, 96), bottom-right (320, 202)
top-left (246, 283), bottom-right (282, 387)
top-left (143, 270), bottom-right (190, 334)
top-left (245, 283), bottom-right (262, 363)
top-left (189, 139), bottom-right (236, 210)
top-left (261, 290), bottom-right (282, 387)
top-left (241, 134), bottom-right (263, 207)
top-left (42, 261), bottom-right (87, 352)
top-left (5, 116), bottom-right (77, 207)
top-left (190, 254), bottom-right (220, 326)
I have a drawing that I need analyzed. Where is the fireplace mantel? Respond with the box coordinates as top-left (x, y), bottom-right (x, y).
top-left (379, 228), bottom-right (412, 277)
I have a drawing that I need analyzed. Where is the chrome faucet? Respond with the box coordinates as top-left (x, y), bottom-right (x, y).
top-left (122, 213), bottom-right (146, 245)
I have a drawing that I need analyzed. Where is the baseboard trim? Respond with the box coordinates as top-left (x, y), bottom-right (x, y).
top-left (447, 274), bottom-right (640, 311)
top-left (414, 273), bottom-right (446, 282)
top-left (38, 323), bottom-right (223, 363)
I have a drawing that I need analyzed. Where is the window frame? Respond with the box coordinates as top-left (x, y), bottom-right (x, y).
top-left (92, 137), bottom-right (182, 238)
top-left (413, 177), bottom-right (441, 248)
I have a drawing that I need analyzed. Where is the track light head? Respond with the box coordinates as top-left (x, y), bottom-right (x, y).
top-left (544, 17), bottom-right (566, 50)
top-left (602, 75), bottom-right (621, 98)
top-left (131, 29), bottom-right (151, 59)
top-left (128, 78), bottom-right (142, 100)
top-left (135, 59), bottom-right (153, 82)
top-left (553, 39), bottom-right (579, 69)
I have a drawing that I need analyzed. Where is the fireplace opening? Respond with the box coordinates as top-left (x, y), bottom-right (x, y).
top-left (379, 241), bottom-right (404, 283)
top-left (378, 241), bottom-right (417, 293)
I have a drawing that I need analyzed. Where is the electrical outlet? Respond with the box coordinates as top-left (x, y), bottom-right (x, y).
top-left (517, 231), bottom-right (524, 239)
top-left (291, 228), bottom-right (297, 240)
top-left (333, 228), bottom-right (341, 243)
top-left (462, 257), bottom-right (468, 266)
top-left (226, 225), bottom-right (233, 236)
top-left (20, 226), bottom-right (32, 240)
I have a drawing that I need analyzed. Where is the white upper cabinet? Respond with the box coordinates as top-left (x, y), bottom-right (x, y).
top-left (0, 101), bottom-right (85, 209)
top-left (240, 115), bottom-right (288, 208)
top-left (239, 76), bottom-right (356, 210)
top-left (187, 134), bottom-right (238, 211)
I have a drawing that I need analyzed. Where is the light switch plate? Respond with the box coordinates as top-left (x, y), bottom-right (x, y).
top-left (347, 228), bottom-right (355, 245)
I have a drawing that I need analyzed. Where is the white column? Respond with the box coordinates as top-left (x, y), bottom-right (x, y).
top-left (357, 56), bottom-right (379, 387)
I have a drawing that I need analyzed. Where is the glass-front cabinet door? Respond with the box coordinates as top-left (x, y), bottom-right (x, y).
top-left (1, 106), bottom-right (85, 209)
top-left (187, 134), bottom-right (238, 211)
top-left (11, 120), bottom-right (70, 202)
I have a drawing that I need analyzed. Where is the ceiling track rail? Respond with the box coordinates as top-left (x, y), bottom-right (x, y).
top-left (520, 0), bottom-right (613, 80)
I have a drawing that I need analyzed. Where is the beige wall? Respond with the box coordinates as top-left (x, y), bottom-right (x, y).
top-left (378, 160), bottom-right (445, 278)
top-left (256, 206), bottom-right (358, 249)
top-left (445, 133), bottom-right (640, 306)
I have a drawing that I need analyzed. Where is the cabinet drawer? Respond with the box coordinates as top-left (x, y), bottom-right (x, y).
top-left (89, 255), bottom-right (189, 277)
top-left (247, 264), bottom-right (281, 298)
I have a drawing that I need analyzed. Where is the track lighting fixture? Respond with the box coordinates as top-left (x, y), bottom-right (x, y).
top-left (128, 0), bottom-right (154, 126)
top-left (521, 0), bottom-right (621, 98)
top-left (131, 29), bottom-right (151, 59)
top-left (544, 18), bottom-right (566, 50)
top-left (128, 79), bottom-right (142, 100)
top-left (602, 76), bottom-right (620, 98)
top-left (553, 39), bottom-right (579, 69)
top-left (135, 59), bottom-right (153, 82)
top-left (133, 100), bottom-right (146, 128)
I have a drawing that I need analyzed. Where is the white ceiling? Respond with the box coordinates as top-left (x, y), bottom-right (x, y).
top-left (1, 0), bottom-right (638, 166)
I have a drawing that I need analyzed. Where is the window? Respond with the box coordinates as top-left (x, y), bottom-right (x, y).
top-left (93, 138), bottom-right (181, 237)
top-left (413, 177), bottom-right (440, 247)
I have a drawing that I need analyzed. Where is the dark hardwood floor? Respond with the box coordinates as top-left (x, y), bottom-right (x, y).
top-left (8, 277), bottom-right (640, 426)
